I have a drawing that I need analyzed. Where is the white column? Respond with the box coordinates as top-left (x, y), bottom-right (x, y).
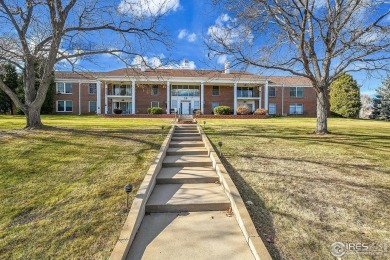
top-left (258, 86), bottom-right (262, 109)
top-left (104, 83), bottom-right (108, 114)
top-left (131, 80), bottom-right (136, 114)
top-left (96, 81), bottom-right (101, 114)
top-left (166, 81), bottom-right (170, 114)
top-left (281, 84), bottom-right (284, 116)
top-left (200, 81), bottom-right (204, 114)
top-left (78, 81), bottom-right (81, 115)
top-left (264, 80), bottom-right (269, 112)
top-left (233, 82), bottom-right (238, 115)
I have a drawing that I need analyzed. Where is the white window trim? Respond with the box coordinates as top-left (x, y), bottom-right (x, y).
top-left (289, 103), bottom-right (303, 114)
top-left (56, 100), bottom-right (73, 112)
top-left (89, 101), bottom-right (97, 113)
top-left (151, 101), bottom-right (159, 108)
top-left (269, 87), bottom-right (276, 97)
top-left (88, 83), bottom-right (97, 95)
top-left (56, 82), bottom-right (73, 94)
top-left (269, 103), bottom-right (276, 114)
top-left (151, 85), bottom-right (159, 96)
top-left (212, 86), bottom-right (220, 96)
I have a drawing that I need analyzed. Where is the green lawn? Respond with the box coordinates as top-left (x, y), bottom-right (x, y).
top-left (0, 115), bottom-right (172, 259)
top-left (204, 118), bottom-right (390, 260)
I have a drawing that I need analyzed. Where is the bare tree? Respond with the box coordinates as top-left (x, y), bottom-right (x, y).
top-left (0, 0), bottom-right (172, 128)
top-left (207, 0), bottom-right (390, 133)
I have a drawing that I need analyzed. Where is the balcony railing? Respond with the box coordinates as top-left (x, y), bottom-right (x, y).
top-left (108, 87), bottom-right (132, 96)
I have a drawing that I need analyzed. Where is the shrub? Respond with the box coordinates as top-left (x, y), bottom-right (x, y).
top-left (195, 109), bottom-right (202, 116)
top-left (254, 108), bottom-right (267, 115)
top-left (147, 107), bottom-right (163, 114)
top-left (214, 106), bottom-right (230, 115)
top-left (237, 105), bottom-right (251, 115)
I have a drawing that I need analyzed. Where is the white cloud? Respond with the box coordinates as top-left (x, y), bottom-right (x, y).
top-left (187, 33), bottom-right (197, 42)
top-left (217, 54), bottom-right (227, 65)
top-left (131, 55), bottom-right (196, 69)
top-left (118, 0), bottom-right (180, 17)
top-left (178, 29), bottom-right (197, 42)
top-left (178, 29), bottom-right (188, 39)
top-left (208, 13), bottom-right (253, 45)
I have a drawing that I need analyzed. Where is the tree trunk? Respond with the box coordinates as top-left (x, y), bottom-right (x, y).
top-left (25, 106), bottom-right (43, 129)
top-left (316, 88), bottom-right (329, 134)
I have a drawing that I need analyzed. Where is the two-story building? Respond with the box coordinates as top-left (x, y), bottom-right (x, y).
top-left (54, 67), bottom-right (316, 116)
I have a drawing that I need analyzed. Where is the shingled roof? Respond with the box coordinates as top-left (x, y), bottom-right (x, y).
top-left (55, 68), bottom-right (312, 85)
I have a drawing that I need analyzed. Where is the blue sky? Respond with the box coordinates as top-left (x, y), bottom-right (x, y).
top-left (74, 0), bottom-right (388, 96)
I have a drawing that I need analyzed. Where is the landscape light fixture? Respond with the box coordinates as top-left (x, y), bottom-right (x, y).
top-left (218, 141), bottom-right (223, 156)
top-left (161, 125), bottom-right (164, 137)
top-left (203, 121), bottom-right (206, 129)
top-left (124, 183), bottom-right (133, 209)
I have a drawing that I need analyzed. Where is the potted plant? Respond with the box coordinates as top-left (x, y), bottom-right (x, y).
top-left (113, 107), bottom-right (122, 114)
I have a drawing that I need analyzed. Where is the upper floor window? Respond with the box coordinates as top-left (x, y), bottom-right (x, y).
top-left (89, 83), bottom-right (97, 94)
top-left (212, 86), bottom-right (220, 96)
top-left (151, 85), bottom-right (159, 96)
top-left (57, 82), bottom-right (72, 94)
top-left (269, 87), bottom-right (276, 97)
top-left (112, 85), bottom-right (131, 96)
top-left (290, 87), bottom-right (303, 98)
top-left (237, 87), bottom-right (254, 98)
top-left (171, 85), bottom-right (200, 97)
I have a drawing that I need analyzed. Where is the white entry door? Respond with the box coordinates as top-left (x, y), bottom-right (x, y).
top-left (181, 102), bottom-right (191, 114)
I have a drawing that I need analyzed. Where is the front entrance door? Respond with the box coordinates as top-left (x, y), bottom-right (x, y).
top-left (180, 101), bottom-right (191, 114)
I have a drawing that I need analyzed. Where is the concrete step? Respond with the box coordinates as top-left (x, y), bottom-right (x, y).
top-left (171, 136), bottom-right (202, 141)
top-left (145, 183), bottom-right (231, 213)
top-left (172, 133), bottom-right (200, 137)
top-left (127, 212), bottom-right (255, 260)
top-left (157, 166), bottom-right (218, 184)
top-left (170, 141), bottom-right (204, 148)
top-left (163, 155), bottom-right (212, 167)
top-left (174, 130), bottom-right (199, 134)
top-left (166, 147), bottom-right (208, 155)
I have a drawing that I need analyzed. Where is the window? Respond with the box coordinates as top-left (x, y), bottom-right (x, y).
top-left (151, 101), bottom-right (159, 108)
top-left (269, 103), bottom-right (276, 114)
top-left (171, 85), bottom-right (200, 96)
top-left (290, 87), bottom-right (303, 98)
top-left (194, 101), bottom-right (200, 109)
top-left (56, 82), bottom-right (72, 94)
top-left (269, 87), bottom-right (276, 97)
top-left (89, 83), bottom-right (97, 94)
top-left (212, 86), bottom-right (220, 96)
top-left (151, 85), bottom-right (159, 95)
top-left (212, 102), bottom-right (219, 112)
top-left (57, 101), bottom-right (73, 112)
top-left (112, 84), bottom-right (131, 96)
top-left (289, 103), bottom-right (303, 114)
top-left (237, 87), bottom-right (254, 97)
top-left (89, 101), bottom-right (97, 113)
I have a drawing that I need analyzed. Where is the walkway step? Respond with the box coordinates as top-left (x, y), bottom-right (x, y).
top-left (145, 183), bottom-right (230, 213)
top-left (172, 133), bottom-right (200, 137)
top-left (170, 141), bottom-right (204, 148)
top-left (163, 155), bottom-right (212, 167)
top-left (167, 147), bottom-right (208, 155)
top-left (171, 136), bottom-right (202, 141)
top-left (157, 166), bottom-right (218, 184)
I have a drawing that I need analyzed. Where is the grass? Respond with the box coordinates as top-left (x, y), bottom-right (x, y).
top-left (204, 118), bottom-right (390, 260)
top-left (0, 115), bottom-right (172, 259)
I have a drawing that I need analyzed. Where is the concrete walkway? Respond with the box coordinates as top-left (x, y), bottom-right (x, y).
top-left (126, 125), bottom-right (255, 259)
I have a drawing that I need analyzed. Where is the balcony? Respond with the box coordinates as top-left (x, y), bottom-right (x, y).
top-left (107, 85), bottom-right (132, 96)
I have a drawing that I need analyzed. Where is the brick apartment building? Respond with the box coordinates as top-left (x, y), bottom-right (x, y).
top-left (54, 67), bottom-right (316, 116)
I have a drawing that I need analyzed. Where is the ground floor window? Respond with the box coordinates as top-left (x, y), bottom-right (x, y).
top-left (151, 101), bottom-right (159, 108)
top-left (269, 103), bottom-right (276, 114)
top-left (212, 102), bottom-right (219, 112)
top-left (89, 101), bottom-right (97, 113)
top-left (289, 103), bottom-right (303, 114)
top-left (57, 100), bottom-right (73, 112)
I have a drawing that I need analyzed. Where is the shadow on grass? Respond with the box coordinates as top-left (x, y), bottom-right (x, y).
top-left (214, 149), bottom-right (283, 259)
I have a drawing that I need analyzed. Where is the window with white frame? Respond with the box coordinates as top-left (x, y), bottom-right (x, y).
top-left (151, 85), bottom-right (159, 95)
top-left (57, 101), bottom-right (73, 112)
top-left (269, 103), bottom-right (276, 114)
top-left (289, 103), bottom-right (303, 114)
top-left (269, 87), bottom-right (276, 97)
top-left (290, 87), bottom-right (303, 98)
top-left (89, 83), bottom-right (97, 94)
top-left (151, 101), bottom-right (159, 108)
top-left (89, 101), bottom-right (97, 113)
top-left (56, 82), bottom-right (73, 94)
top-left (212, 86), bottom-right (220, 96)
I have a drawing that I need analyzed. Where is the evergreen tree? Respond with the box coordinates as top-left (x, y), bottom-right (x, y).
top-left (0, 64), bottom-right (19, 114)
top-left (329, 74), bottom-right (361, 118)
top-left (372, 77), bottom-right (390, 120)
